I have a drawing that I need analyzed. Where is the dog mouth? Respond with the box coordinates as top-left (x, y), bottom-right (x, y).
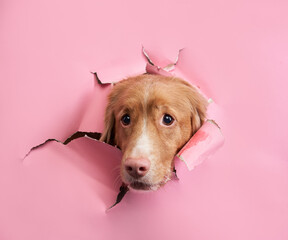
top-left (128, 181), bottom-right (157, 191)
top-left (123, 169), bottom-right (173, 191)
top-left (128, 176), bottom-right (171, 191)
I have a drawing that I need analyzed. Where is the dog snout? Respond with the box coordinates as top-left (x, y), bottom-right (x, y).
top-left (124, 158), bottom-right (151, 178)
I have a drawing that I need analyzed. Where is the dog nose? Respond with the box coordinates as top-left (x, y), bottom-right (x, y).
top-left (124, 158), bottom-right (151, 178)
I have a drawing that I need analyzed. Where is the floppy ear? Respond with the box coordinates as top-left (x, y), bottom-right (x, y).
top-left (100, 80), bottom-right (129, 145)
top-left (187, 85), bottom-right (208, 135)
top-left (100, 99), bottom-right (116, 145)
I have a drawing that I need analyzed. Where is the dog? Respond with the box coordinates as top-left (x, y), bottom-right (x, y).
top-left (100, 74), bottom-right (208, 191)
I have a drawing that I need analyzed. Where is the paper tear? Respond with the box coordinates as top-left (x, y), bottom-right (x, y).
top-left (142, 47), bottom-right (224, 171)
top-left (25, 47), bottom-right (224, 208)
top-left (163, 48), bottom-right (183, 72)
top-left (142, 46), bottom-right (155, 66)
top-left (173, 167), bottom-right (179, 180)
top-left (25, 130), bottom-right (129, 208)
top-left (91, 72), bottom-right (114, 85)
top-left (24, 131), bottom-right (101, 159)
top-left (107, 184), bottom-right (129, 211)
top-left (177, 120), bottom-right (224, 171)
top-left (142, 47), bottom-right (183, 73)
top-left (146, 63), bottom-right (172, 77)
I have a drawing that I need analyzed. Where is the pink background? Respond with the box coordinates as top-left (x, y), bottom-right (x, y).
top-left (1, 0), bottom-right (288, 239)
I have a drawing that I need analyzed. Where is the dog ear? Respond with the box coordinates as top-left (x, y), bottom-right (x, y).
top-left (100, 80), bottom-right (129, 146)
top-left (172, 77), bottom-right (208, 136)
top-left (186, 85), bottom-right (208, 135)
top-left (100, 99), bottom-right (116, 145)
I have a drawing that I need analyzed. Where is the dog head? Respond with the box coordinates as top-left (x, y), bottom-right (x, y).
top-left (100, 74), bottom-right (207, 191)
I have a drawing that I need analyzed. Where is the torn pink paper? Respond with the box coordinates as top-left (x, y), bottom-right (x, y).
top-left (23, 48), bottom-right (224, 209)
top-left (177, 120), bottom-right (224, 170)
top-left (78, 73), bottom-right (112, 133)
top-left (142, 48), bottom-right (224, 170)
top-left (25, 48), bottom-right (223, 176)
top-left (78, 48), bottom-right (224, 171)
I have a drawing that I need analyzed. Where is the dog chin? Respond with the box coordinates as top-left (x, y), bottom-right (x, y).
top-left (125, 173), bottom-right (172, 192)
top-left (127, 181), bottom-right (160, 192)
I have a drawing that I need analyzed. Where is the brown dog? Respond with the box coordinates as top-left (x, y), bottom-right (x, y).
top-left (100, 74), bottom-right (207, 191)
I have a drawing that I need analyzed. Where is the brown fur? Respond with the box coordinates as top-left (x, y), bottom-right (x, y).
top-left (100, 74), bottom-right (208, 190)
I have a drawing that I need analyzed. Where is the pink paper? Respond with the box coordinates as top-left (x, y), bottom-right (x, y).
top-left (177, 120), bottom-right (224, 170)
top-left (74, 48), bottom-right (223, 173)
top-left (78, 78), bottom-right (112, 133)
top-left (1, 1), bottom-right (288, 239)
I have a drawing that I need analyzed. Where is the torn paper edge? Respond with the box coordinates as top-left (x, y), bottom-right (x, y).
top-left (142, 47), bottom-right (224, 171)
top-left (142, 46), bottom-right (183, 72)
top-left (176, 119), bottom-right (224, 171)
top-left (23, 131), bottom-right (101, 159)
top-left (91, 72), bottom-right (115, 86)
top-left (142, 46), bottom-right (155, 66)
top-left (106, 184), bottom-right (129, 211)
top-left (25, 46), bottom-right (224, 209)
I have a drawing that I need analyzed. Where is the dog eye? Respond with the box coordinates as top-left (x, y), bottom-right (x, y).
top-left (162, 114), bottom-right (174, 126)
top-left (121, 114), bottom-right (131, 126)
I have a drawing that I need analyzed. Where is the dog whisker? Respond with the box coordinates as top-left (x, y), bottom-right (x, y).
top-left (113, 174), bottom-right (122, 190)
top-left (101, 74), bottom-right (207, 191)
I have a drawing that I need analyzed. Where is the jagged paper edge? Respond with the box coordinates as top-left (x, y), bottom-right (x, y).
top-left (142, 46), bottom-right (183, 72)
top-left (23, 131), bottom-right (102, 159)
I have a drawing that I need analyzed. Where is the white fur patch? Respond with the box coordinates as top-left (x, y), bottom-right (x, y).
top-left (130, 82), bottom-right (154, 160)
top-left (124, 82), bottom-right (158, 184)
top-left (130, 119), bottom-right (154, 160)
